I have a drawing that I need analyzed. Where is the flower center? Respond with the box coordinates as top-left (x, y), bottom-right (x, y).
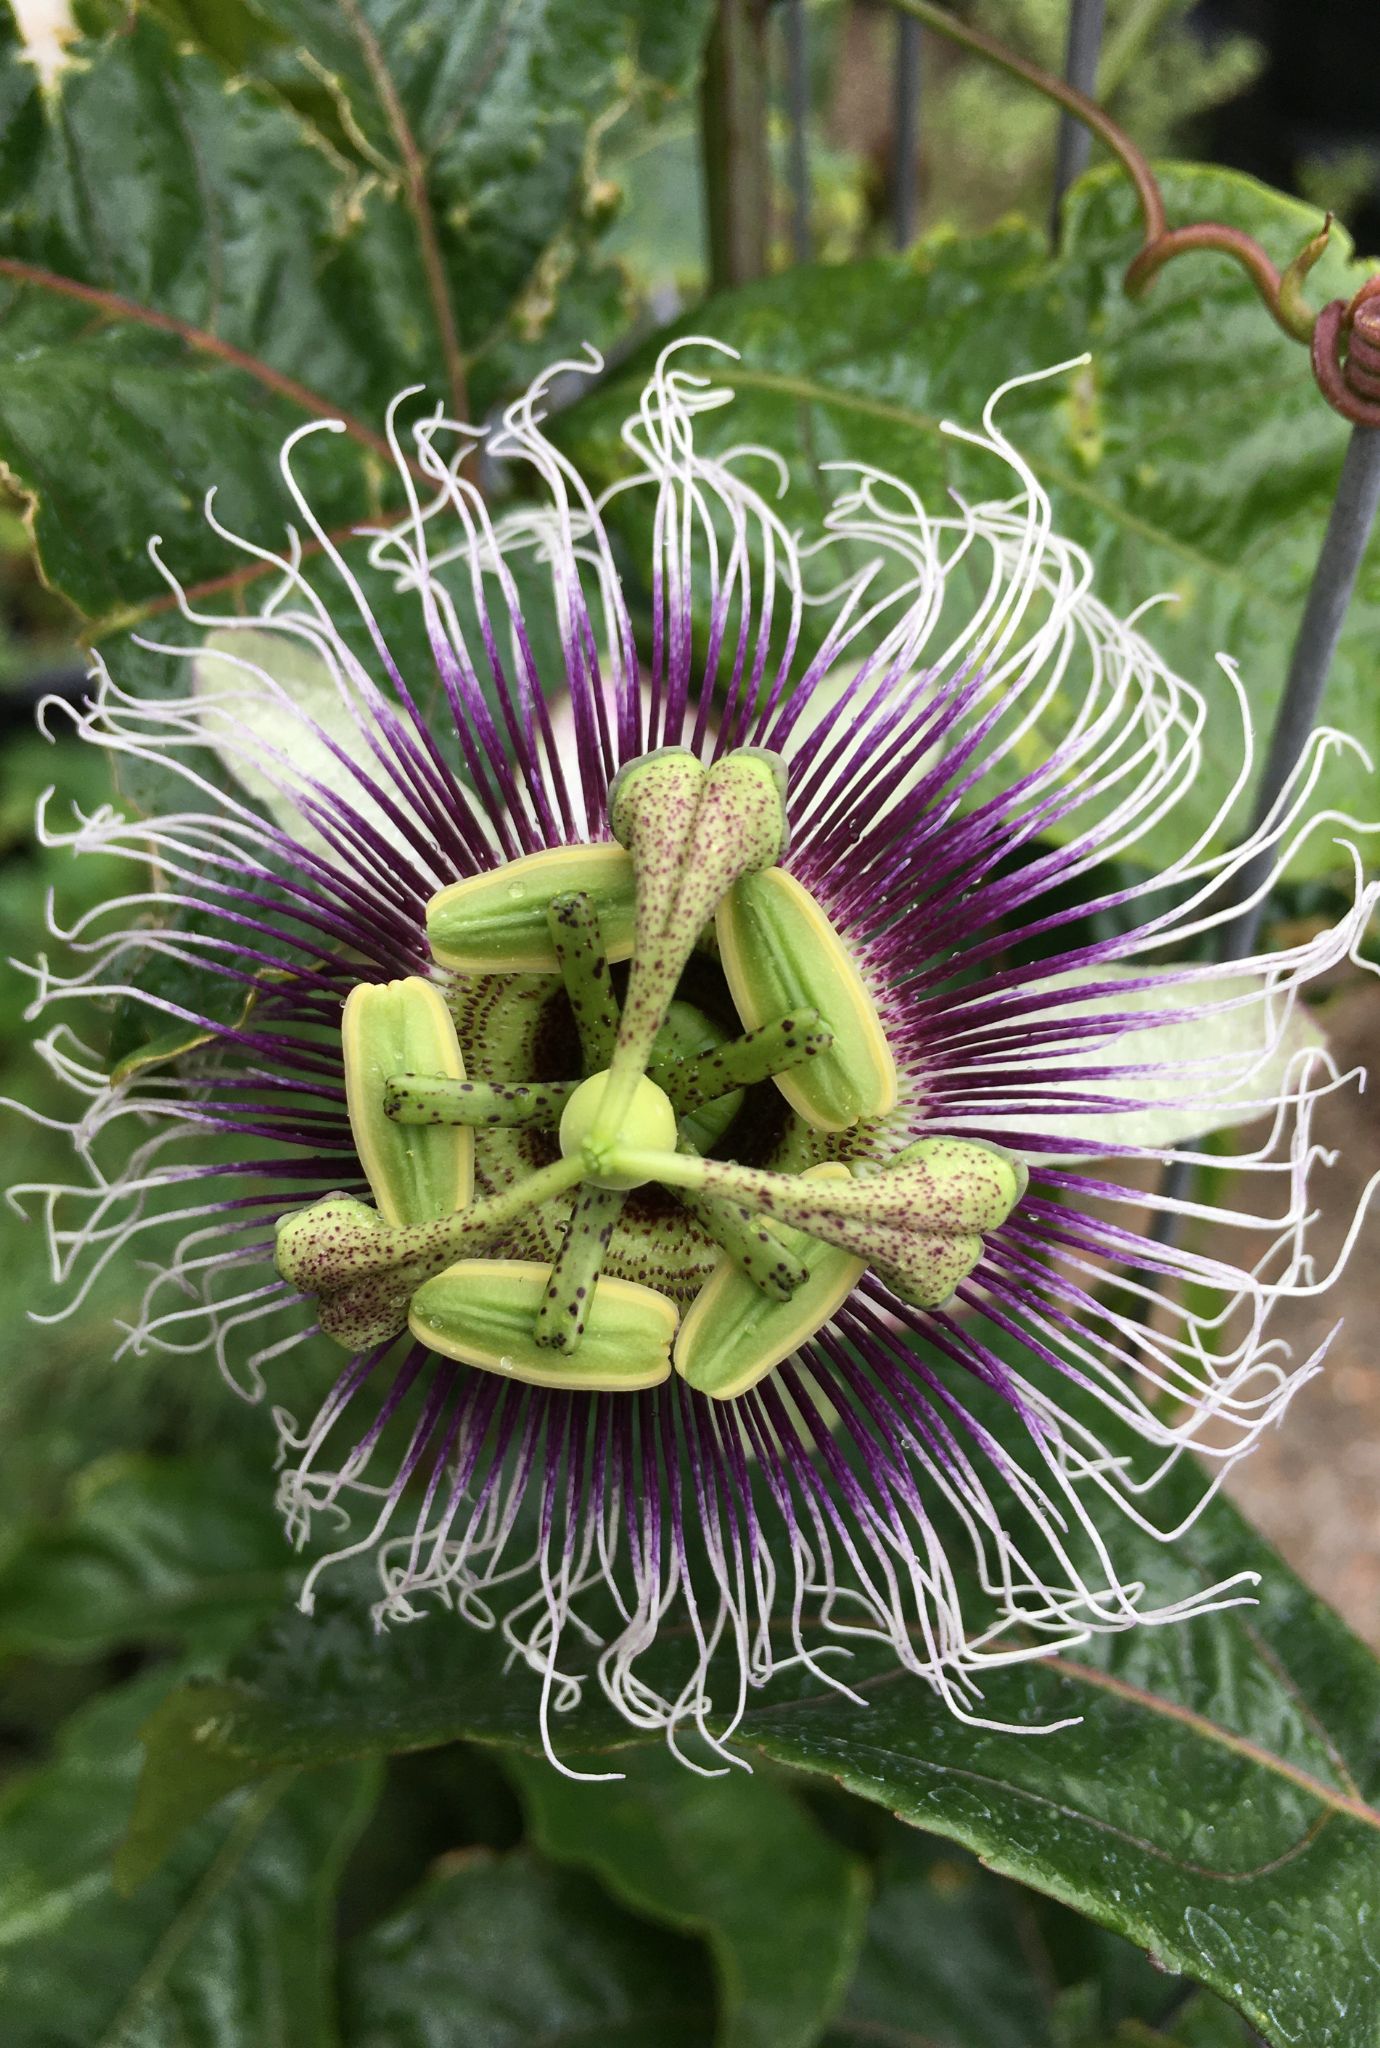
top-left (275, 747), bottom-right (1027, 1397)
top-left (558, 1069), bottom-right (679, 1190)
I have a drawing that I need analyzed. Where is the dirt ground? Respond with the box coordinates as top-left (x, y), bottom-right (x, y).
top-left (1219, 977), bottom-right (1380, 1648)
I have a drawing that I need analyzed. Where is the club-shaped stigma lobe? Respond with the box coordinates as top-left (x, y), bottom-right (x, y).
top-left (607, 1134), bottom-right (1028, 1315)
top-left (592, 748), bottom-right (789, 1144)
top-left (275, 1156), bottom-right (587, 1351)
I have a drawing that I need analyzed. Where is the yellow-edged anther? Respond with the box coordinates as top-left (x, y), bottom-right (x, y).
top-left (343, 978), bottom-right (473, 1227)
top-left (559, 1069), bottom-right (678, 1189)
top-left (426, 843), bottom-right (637, 973)
top-left (674, 1163), bottom-right (864, 1401)
top-left (408, 1260), bottom-right (677, 1390)
top-left (716, 866), bottom-right (897, 1132)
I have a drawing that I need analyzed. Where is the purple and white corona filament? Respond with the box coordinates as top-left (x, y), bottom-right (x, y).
top-left (14, 342), bottom-right (1379, 1772)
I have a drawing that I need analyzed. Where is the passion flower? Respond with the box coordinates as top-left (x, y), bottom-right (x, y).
top-left (16, 342), bottom-right (1377, 1772)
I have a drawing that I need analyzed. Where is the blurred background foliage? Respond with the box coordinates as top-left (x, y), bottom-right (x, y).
top-left (1, 2), bottom-right (1378, 2042)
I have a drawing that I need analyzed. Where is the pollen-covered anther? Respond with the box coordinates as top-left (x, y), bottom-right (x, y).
top-left (408, 1260), bottom-right (677, 1391)
top-left (675, 1164), bottom-right (864, 1400)
top-left (343, 977), bottom-right (473, 1225)
top-left (717, 866), bottom-right (897, 1132)
top-left (425, 843), bottom-right (637, 974)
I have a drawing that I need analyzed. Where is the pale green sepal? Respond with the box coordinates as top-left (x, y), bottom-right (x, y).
top-left (427, 845), bottom-right (637, 973)
top-left (716, 866), bottom-right (897, 1132)
top-left (194, 629), bottom-right (397, 855)
top-left (409, 1261), bottom-right (677, 1390)
top-left (343, 978), bottom-right (473, 1228)
top-left (674, 1164), bottom-right (865, 1401)
top-left (980, 967), bottom-right (1328, 1158)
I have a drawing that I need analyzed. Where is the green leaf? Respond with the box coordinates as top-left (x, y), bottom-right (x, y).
top-left (0, 0), bottom-right (711, 627)
top-left (506, 1748), bottom-right (868, 2048)
top-left (124, 1370), bottom-right (1380, 2045)
top-left (561, 162), bottom-right (1378, 880)
top-left (818, 1828), bottom-right (1254, 2048)
top-left (821, 1829), bottom-right (1059, 2048)
top-left (0, 1452), bottom-right (295, 1664)
top-left (339, 1846), bottom-right (716, 2048)
top-left (0, 1673), bottom-right (378, 2048)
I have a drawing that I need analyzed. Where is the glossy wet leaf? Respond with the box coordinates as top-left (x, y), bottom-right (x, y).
top-left (0, 1453), bottom-right (294, 1663)
top-left (819, 1828), bottom-right (1254, 2048)
top-left (125, 1341), bottom-right (1380, 2046)
top-left (507, 1747), bottom-right (868, 2048)
top-left (340, 1847), bottom-right (715, 2048)
top-left (0, 1674), bottom-right (377, 2048)
top-left (564, 163), bottom-right (1379, 880)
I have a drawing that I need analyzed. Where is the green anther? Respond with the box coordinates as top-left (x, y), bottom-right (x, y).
top-left (717, 866), bottom-right (898, 1132)
top-left (595, 748), bottom-right (789, 1146)
top-left (559, 1069), bottom-right (678, 1190)
top-left (342, 978), bottom-right (473, 1228)
top-left (427, 843), bottom-right (637, 974)
top-left (656, 1008), bottom-right (832, 1113)
top-left (275, 1153), bottom-right (586, 1349)
top-left (384, 1075), bottom-right (575, 1129)
top-left (547, 891), bottom-right (619, 1073)
top-left (535, 1183), bottom-right (625, 1352)
top-left (675, 1164), bottom-right (865, 1400)
top-left (409, 1261), bottom-right (677, 1391)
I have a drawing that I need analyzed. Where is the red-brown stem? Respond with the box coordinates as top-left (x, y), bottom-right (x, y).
top-left (0, 256), bottom-right (403, 464)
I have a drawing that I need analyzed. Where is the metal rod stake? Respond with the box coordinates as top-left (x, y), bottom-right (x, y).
top-left (702, 0), bottom-right (772, 291)
top-left (783, 0), bottom-right (811, 264)
top-left (893, 14), bottom-right (923, 248)
top-left (1151, 422), bottom-right (1380, 1239)
top-left (1050, 0), bottom-right (1106, 243)
top-left (1219, 423), bottom-right (1380, 962)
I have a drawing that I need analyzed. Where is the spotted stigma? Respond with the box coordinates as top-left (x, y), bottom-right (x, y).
top-left (275, 748), bottom-right (1028, 1397)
